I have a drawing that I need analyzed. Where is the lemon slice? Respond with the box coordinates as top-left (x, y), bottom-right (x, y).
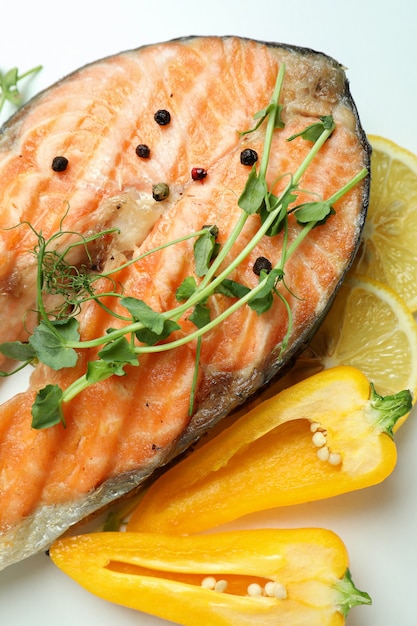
top-left (352, 135), bottom-right (417, 311)
top-left (263, 275), bottom-right (417, 430)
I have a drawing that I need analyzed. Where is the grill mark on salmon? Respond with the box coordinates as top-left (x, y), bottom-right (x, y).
top-left (0, 36), bottom-right (370, 569)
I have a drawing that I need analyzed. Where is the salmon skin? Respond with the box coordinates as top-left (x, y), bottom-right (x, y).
top-left (0, 36), bottom-right (370, 570)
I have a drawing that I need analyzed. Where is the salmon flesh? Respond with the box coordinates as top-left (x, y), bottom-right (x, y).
top-left (0, 36), bottom-right (370, 570)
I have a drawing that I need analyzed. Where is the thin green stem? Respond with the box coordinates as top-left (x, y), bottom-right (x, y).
top-left (0, 360), bottom-right (32, 377)
top-left (258, 63), bottom-right (286, 180)
top-left (196, 212), bottom-right (248, 292)
top-left (285, 221), bottom-right (316, 259)
top-left (274, 287), bottom-right (293, 353)
top-left (100, 228), bottom-right (211, 278)
top-left (275, 211), bottom-right (289, 273)
top-left (50, 227), bottom-right (120, 265)
top-left (62, 374), bottom-right (90, 403)
top-left (327, 167), bottom-right (368, 205)
top-left (285, 167), bottom-right (368, 262)
top-left (188, 336), bottom-right (202, 415)
top-left (292, 125), bottom-right (334, 184)
top-left (35, 238), bottom-right (55, 328)
top-left (18, 65), bottom-right (43, 81)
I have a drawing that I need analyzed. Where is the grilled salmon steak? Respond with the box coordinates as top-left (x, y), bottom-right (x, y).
top-left (0, 36), bottom-right (369, 570)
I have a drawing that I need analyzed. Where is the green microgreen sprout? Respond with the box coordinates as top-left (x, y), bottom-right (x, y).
top-left (287, 115), bottom-right (335, 143)
top-left (0, 65), bottom-right (42, 115)
top-left (0, 63), bottom-right (368, 428)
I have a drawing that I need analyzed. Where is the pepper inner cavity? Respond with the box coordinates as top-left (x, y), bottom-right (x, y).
top-left (195, 419), bottom-right (343, 493)
top-left (105, 561), bottom-right (286, 597)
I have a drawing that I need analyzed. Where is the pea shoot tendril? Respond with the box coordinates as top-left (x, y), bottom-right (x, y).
top-left (0, 63), bottom-right (368, 429)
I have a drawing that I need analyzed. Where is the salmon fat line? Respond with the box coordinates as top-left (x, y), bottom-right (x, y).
top-left (0, 64), bottom-right (368, 429)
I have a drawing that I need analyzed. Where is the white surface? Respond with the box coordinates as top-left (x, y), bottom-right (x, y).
top-left (0, 1), bottom-right (416, 624)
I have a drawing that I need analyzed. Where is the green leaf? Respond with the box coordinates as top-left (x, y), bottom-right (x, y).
top-left (3, 67), bottom-right (18, 89)
top-left (294, 201), bottom-right (335, 225)
top-left (0, 341), bottom-right (36, 362)
top-left (31, 384), bottom-right (65, 429)
top-left (194, 228), bottom-right (218, 277)
top-left (29, 319), bottom-right (79, 370)
top-left (135, 319), bottom-right (181, 346)
top-left (238, 102), bottom-right (284, 136)
top-left (86, 359), bottom-right (127, 384)
top-left (320, 115), bottom-right (335, 131)
top-left (238, 104), bottom-right (271, 136)
top-left (189, 301), bottom-right (211, 329)
top-left (287, 115), bottom-right (335, 143)
top-left (249, 290), bottom-right (274, 314)
top-left (238, 166), bottom-right (267, 215)
top-left (215, 278), bottom-right (251, 299)
top-left (98, 336), bottom-right (139, 366)
top-left (176, 276), bottom-right (197, 301)
top-left (51, 317), bottom-right (80, 341)
top-left (280, 187), bottom-right (299, 211)
top-left (259, 202), bottom-right (286, 237)
top-left (249, 268), bottom-right (284, 314)
top-left (258, 186), bottom-right (298, 237)
top-left (121, 297), bottom-right (165, 335)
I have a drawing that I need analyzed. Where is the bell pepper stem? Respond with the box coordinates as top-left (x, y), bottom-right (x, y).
top-left (335, 568), bottom-right (372, 618)
top-left (369, 384), bottom-right (413, 438)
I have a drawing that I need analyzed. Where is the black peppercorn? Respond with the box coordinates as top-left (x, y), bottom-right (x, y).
top-left (135, 144), bottom-right (151, 158)
top-left (51, 156), bottom-right (68, 172)
top-left (191, 167), bottom-right (207, 181)
top-left (240, 148), bottom-right (258, 166)
top-left (154, 109), bottom-right (171, 125)
top-left (253, 256), bottom-right (272, 276)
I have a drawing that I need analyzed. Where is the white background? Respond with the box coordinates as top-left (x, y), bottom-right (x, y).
top-left (0, 1), bottom-right (416, 625)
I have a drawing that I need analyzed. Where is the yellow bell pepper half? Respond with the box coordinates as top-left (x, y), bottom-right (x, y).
top-left (127, 365), bottom-right (412, 535)
top-left (50, 528), bottom-right (371, 625)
